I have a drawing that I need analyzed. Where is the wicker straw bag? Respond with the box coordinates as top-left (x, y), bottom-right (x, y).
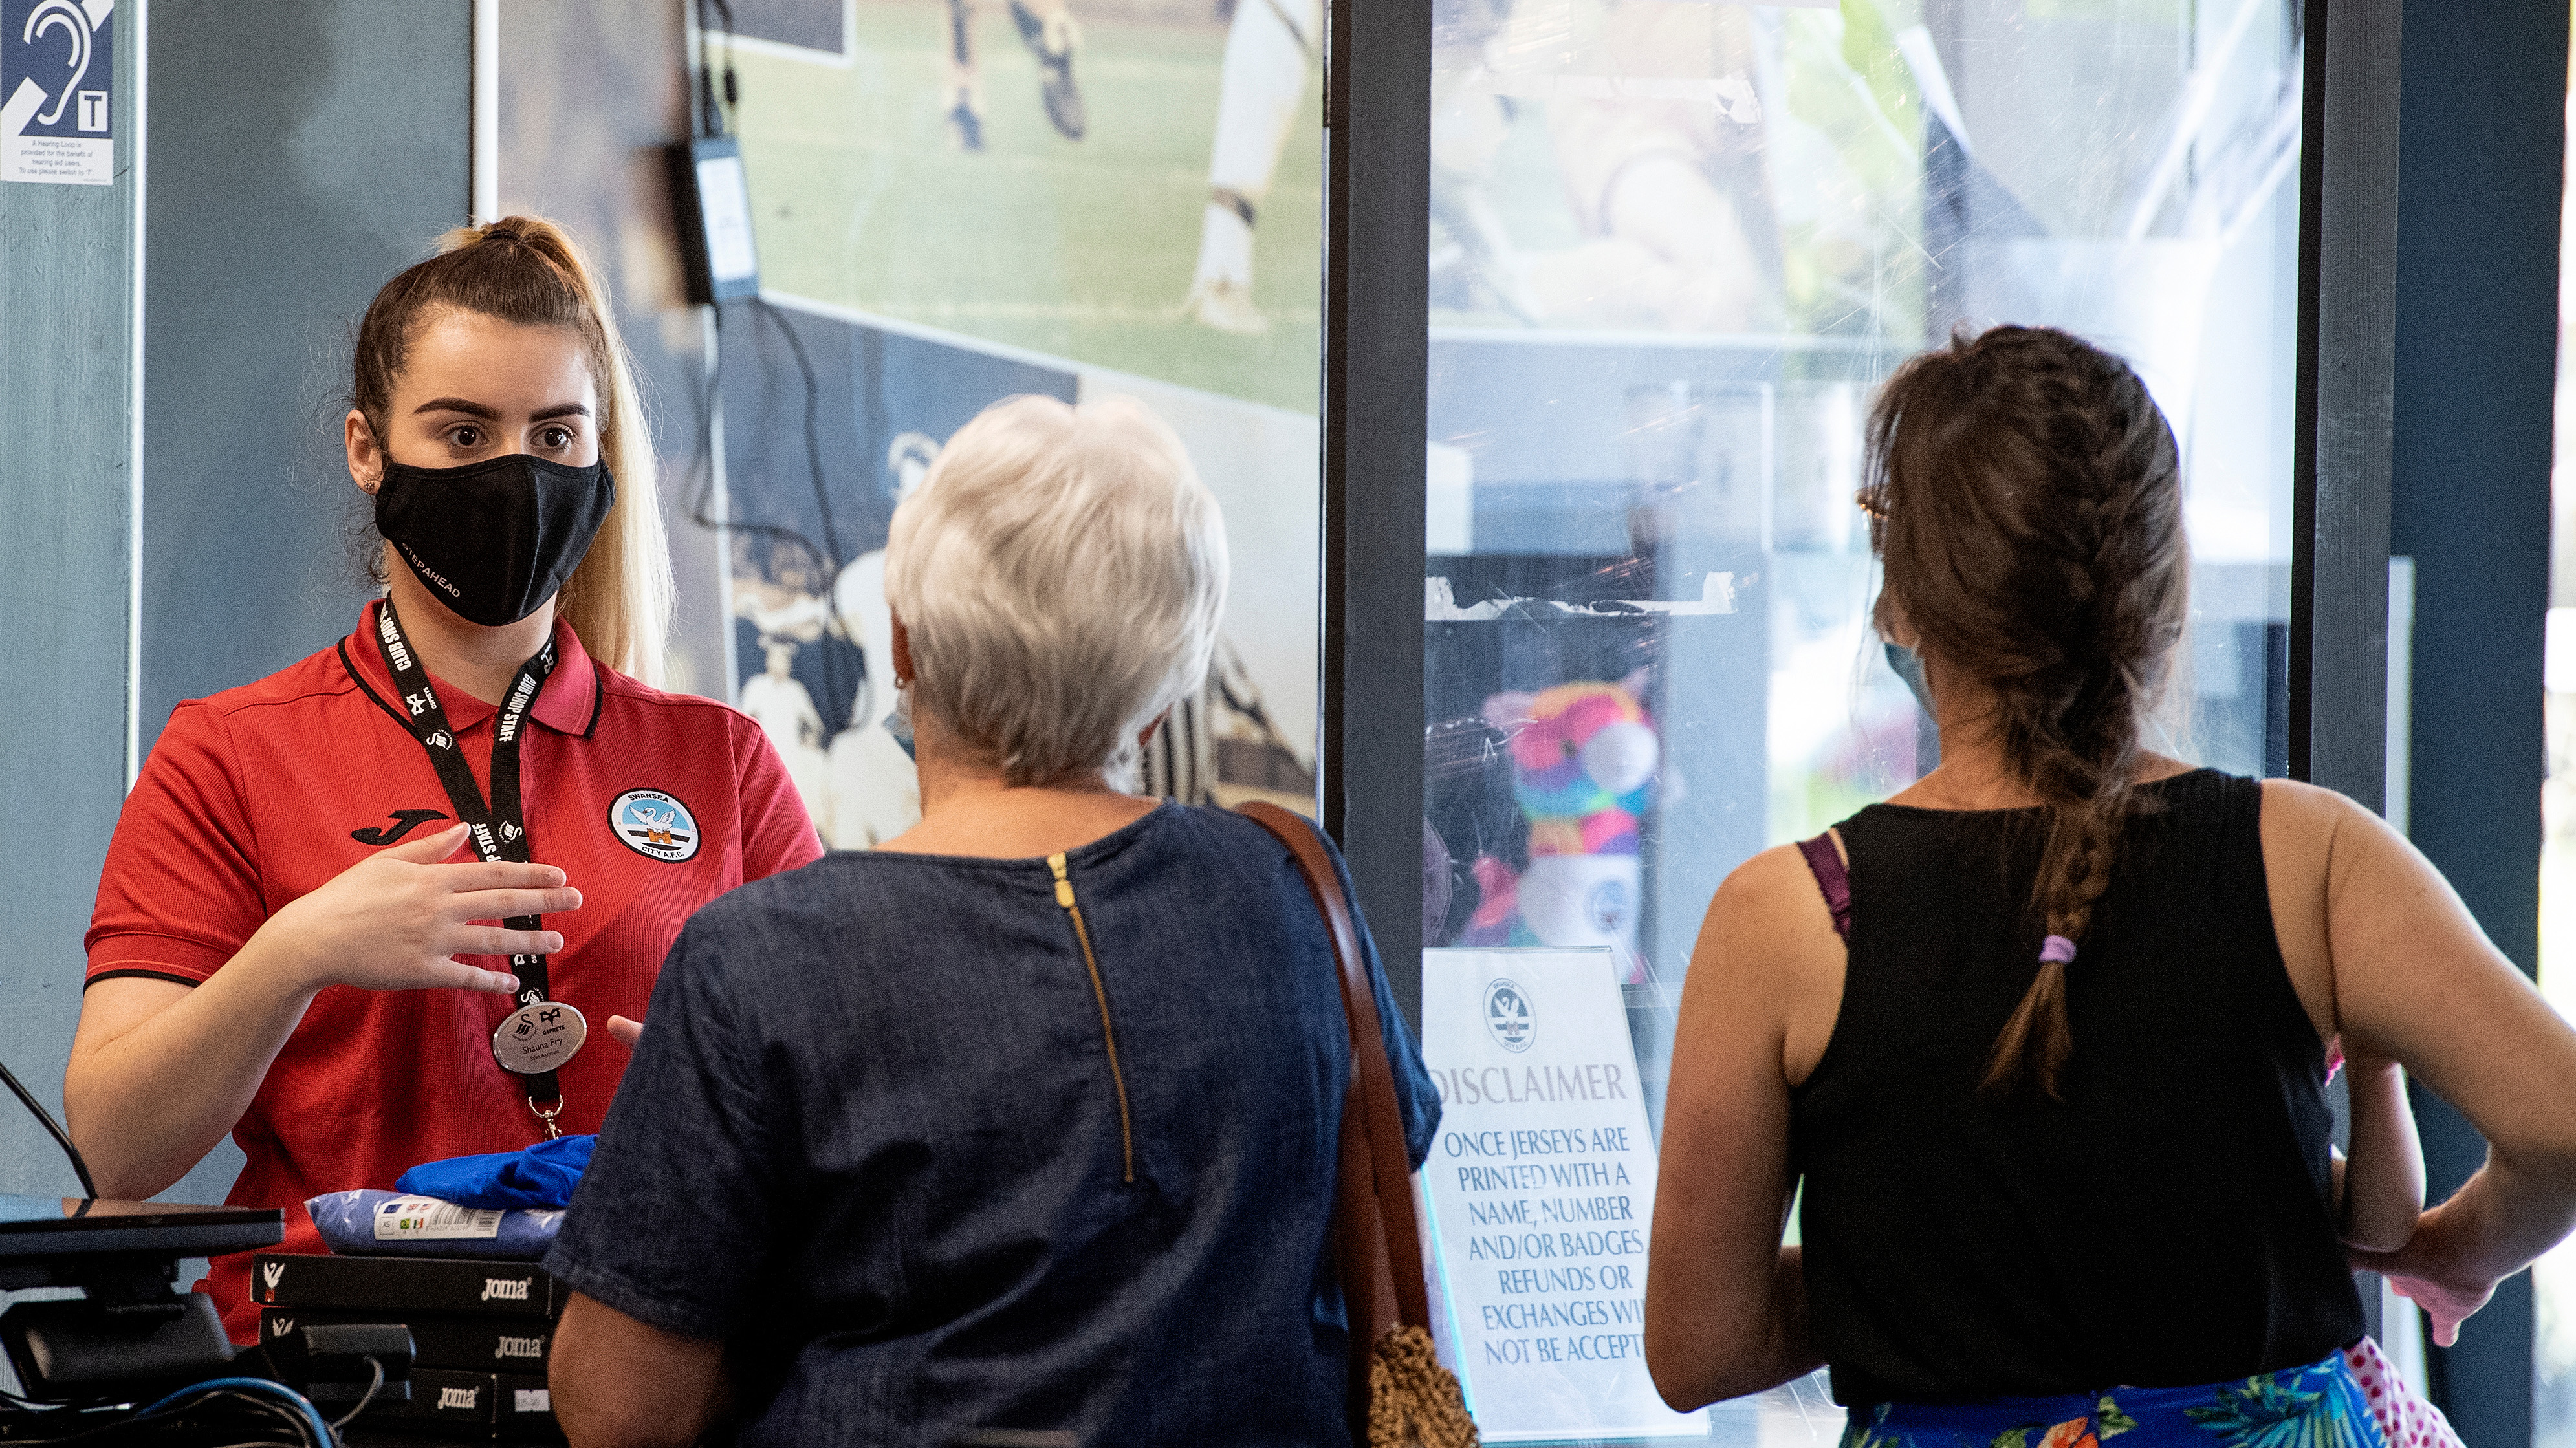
top-left (1238, 805), bottom-right (1479, 1448)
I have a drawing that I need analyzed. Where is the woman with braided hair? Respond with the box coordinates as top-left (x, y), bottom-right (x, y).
top-left (1643, 325), bottom-right (2576, 1443)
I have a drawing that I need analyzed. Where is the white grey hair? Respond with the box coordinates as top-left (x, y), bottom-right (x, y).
top-left (885, 394), bottom-right (1229, 788)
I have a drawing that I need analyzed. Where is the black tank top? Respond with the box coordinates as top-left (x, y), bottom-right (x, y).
top-left (1790, 769), bottom-right (2363, 1406)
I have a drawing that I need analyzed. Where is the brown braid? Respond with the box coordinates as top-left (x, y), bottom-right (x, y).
top-left (1859, 326), bottom-right (2187, 1101)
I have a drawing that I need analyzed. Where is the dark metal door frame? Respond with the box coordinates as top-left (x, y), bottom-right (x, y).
top-left (2290, 0), bottom-right (2401, 809)
top-left (1319, 0), bottom-right (1432, 1022)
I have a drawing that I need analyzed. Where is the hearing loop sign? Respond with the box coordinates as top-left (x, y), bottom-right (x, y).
top-left (2, 0), bottom-right (112, 186)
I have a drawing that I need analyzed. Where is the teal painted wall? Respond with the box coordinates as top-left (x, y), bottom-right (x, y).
top-left (141, 1), bottom-right (472, 755)
top-left (136, 0), bottom-right (472, 1209)
top-left (0, 0), bottom-right (137, 1200)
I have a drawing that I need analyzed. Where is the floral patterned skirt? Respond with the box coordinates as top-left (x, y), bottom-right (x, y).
top-left (1840, 1349), bottom-right (2388, 1448)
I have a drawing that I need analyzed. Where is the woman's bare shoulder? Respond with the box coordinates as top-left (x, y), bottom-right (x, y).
top-left (2258, 777), bottom-right (2387, 878)
top-left (2257, 774), bottom-right (2371, 821)
top-left (1688, 842), bottom-right (1848, 1081)
top-left (1687, 843), bottom-right (1842, 994)
top-left (1709, 841), bottom-right (1834, 925)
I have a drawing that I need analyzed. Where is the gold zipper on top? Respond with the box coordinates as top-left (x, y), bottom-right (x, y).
top-left (1049, 852), bottom-right (1136, 1183)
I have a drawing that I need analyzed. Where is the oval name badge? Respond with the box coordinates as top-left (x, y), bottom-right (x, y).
top-left (491, 1001), bottom-right (587, 1077)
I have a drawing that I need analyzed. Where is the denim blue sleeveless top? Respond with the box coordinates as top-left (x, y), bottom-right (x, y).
top-left (547, 803), bottom-right (1439, 1446)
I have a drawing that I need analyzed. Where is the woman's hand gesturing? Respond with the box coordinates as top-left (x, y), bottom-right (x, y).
top-left (252, 822), bottom-right (581, 996)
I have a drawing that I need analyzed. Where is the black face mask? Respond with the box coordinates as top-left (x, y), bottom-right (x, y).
top-left (374, 454), bottom-right (616, 627)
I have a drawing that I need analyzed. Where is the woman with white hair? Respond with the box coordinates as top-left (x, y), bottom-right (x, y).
top-left (541, 395), bottom-right (1440, 1447)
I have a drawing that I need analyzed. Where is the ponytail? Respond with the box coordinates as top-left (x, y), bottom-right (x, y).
top-left (1862, 327), bottom-right (2188, 1101)
top-left (351, 215), bottom-right (675, 685)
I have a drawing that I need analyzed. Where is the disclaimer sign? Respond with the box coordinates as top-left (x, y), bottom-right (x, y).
top-left (1421, 947), bottom-right (1706, 1441)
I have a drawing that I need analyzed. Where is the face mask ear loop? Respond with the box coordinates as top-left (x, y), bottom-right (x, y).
top-left (359, 416), bottom-right (389, 492)
top-left (1886, 641), bottom-right (1934, 717)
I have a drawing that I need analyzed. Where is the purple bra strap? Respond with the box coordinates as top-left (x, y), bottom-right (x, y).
top-left (1796, 832), bottom-right (1853, 940)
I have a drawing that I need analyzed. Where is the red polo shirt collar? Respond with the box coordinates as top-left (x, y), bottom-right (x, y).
top-left (337, 598), bottom-right (604, 739)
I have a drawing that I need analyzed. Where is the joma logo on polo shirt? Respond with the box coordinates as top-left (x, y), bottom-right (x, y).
top-left (481, 1277), bottom-right (530, 1302)
top-left (438, 1386), bottom-right (481, 1410)
top-left (352, 808), bottom-right (448, 847)
top-left (496, 1334), bottom-right (545, 1359)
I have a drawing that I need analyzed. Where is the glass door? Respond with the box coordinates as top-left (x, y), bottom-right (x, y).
top-left (1412, 0), bottom-right (2307, 1436)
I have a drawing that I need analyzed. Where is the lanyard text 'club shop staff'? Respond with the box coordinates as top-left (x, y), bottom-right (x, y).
top-left (373, 601), bottom-right (587, 1136)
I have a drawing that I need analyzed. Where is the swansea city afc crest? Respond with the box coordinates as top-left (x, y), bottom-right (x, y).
top-left (1483, 978), bottom-right (1534, 1053)
top-left (609, 788), bottom-right (700, 863)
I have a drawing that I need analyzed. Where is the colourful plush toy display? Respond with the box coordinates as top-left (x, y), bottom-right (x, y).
top-left (1504, 680), bottom-right (1657, 851)
top-left (1460, 675), bottom-right (1659, 970)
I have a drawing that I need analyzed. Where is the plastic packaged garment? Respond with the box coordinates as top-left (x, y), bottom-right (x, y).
top-left (307, 1189), bottom-right (564, 1260)
top-left (395, 1133), bottom-right (595, 1211)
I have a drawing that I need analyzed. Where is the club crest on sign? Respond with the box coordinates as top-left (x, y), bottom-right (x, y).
top-left (1484, 978), bottom-right (1534, 1053)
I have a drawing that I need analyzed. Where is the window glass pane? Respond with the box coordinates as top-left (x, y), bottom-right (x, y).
top-left (1419, 0), bottom-right (2301, 1432)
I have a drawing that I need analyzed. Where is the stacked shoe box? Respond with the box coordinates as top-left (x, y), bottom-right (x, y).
top-left (253, 1253), bottom-right (562, 1438)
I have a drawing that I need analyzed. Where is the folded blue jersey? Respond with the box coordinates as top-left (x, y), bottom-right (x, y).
top-left (307, 1189), bottom-right (564, 1260)
top-left (395, 1133), bottom-right (596, 1211)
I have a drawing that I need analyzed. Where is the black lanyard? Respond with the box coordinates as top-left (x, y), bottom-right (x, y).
top-left (372, 601), bottom-right (568, 1119)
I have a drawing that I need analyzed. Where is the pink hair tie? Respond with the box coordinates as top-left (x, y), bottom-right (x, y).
top-left (2040, 935), bottom-right (2078, 965)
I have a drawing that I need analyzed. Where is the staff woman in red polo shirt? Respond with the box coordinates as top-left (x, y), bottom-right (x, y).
top-left (67, 215), bottom-right (822, 1339)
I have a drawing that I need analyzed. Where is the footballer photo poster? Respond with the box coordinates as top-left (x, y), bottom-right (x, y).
top-left (688, 0), bottom-right (1326, 847)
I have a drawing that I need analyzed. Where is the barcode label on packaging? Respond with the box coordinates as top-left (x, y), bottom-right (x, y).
top-left (374, 1197), bottom-right (504, 1240)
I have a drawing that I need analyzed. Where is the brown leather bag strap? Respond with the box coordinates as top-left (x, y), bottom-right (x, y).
top-left (1237, 802), bottom-right (1432, 1331)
